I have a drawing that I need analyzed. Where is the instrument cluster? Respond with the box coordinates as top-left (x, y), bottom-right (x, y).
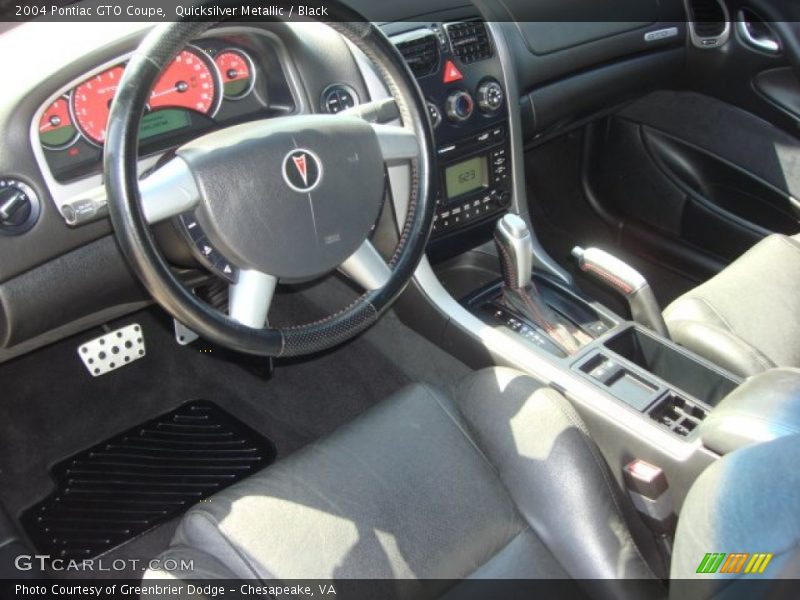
top-left (38, 38), bottom-right (293, 182)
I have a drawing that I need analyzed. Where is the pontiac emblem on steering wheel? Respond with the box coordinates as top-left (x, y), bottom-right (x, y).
top-left (282, 149), bottom-right (323, 193)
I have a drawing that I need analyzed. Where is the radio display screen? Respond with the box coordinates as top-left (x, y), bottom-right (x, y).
top-left (445, 156), bottom-right (489, 200)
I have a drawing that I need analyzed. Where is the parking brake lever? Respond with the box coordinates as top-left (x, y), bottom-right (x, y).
top-left (571, 247), bottom-right (669, 338)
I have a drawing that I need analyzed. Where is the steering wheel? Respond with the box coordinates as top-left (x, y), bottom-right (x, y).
top-left (104, 7), bottom-right (434, 357)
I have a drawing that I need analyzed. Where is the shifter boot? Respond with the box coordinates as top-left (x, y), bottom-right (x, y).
top-left (501, 283), bottom-right (591, 355)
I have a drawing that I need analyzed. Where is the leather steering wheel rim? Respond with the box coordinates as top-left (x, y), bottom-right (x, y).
top-left (104, 6), bottom-right (435, 358)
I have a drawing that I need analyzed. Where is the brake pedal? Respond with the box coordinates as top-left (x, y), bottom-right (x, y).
top-left (77, 323), bottom-right (146, 377)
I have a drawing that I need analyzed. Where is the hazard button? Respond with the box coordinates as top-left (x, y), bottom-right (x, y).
top-left (443, 60), bottom-right (463, 84)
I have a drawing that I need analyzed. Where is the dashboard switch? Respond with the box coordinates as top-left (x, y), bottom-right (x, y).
top-left (321, 84), bottom-right (359, 114)
top-left (442, 60), bottom-right (464, 83)
top-left (0, 179), bottom-right (39, 235)
top-left (426, 101), bottom-right (442, 128)
top-left (0, 190), bottom-right (26, 222)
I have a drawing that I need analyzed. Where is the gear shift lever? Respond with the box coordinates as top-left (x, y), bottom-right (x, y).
top-left (494, 215), bottom-right (590, 355)
top-left (494, 214), bottom-right (533, 290)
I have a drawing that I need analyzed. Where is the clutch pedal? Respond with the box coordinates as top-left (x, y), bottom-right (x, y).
top-left (77, 323), bottom-right (146, 377)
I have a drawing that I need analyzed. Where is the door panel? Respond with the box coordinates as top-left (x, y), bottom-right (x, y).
top-left (646, 129), bottom-right (799, 236)
top-left (579, 0), bottom-right (800, 284)
top-left (584, 85), bottom-right (800, 272)
top-left (586, 112), bottom-right (799, 264)
top-left (755, 67), bottom-right (800, 121)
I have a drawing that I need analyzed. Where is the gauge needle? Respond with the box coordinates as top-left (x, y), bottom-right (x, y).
top-left (40, 118), bottom-right (62, 132)
top-left (150, 87), bottom-right (178, 99)
top-left (151, 82), bottom-right (189, 100)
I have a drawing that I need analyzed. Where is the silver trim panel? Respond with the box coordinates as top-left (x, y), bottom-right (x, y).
top-left (61, 156), bottom-right (200, 226)
top-left (372, 123), bottom-right (421, 164)
top-left (339, 240), bottom-right (392, 291)
top-left (736, 11), bottom-right (781, 55)
top-left (229, 269), bottom-right (277, 329)
top-left (483, 21), bottom-right (572, 284)
top-left (685, 0), bottom-right (731, 49)
top-left (644, 27), bottom-right (679, 43)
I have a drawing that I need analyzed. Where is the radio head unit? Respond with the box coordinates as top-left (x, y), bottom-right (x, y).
top-left (432, 125), bottom-right (511, 235)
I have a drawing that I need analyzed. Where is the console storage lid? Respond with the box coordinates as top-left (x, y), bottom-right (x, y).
top-left (700, 368), bottom-right (800, 455)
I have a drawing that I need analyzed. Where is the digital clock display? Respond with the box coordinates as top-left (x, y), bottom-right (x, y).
top-left (445, 156), bottom-right (489, 200)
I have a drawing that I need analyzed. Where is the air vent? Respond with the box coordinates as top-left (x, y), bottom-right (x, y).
top-left (687, 0), bottom-right (730, 48)
top-left (394, 30), bottom-right (440, 78)
top-left (446, 21), bottom-right (493, 64)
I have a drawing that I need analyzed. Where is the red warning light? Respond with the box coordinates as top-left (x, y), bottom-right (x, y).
top-left (443, 60), bottom-right (464, 84)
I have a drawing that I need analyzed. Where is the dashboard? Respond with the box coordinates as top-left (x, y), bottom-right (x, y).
top-left (39, 35), bottom-right (297, 182)
top-left (0, 20), bottom-right (371, 357)
top-left (0, 0), bottom-right (688, 363)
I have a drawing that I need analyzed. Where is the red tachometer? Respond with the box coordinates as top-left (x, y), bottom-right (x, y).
top-left (71, 48), bottom-right (219, 146)
top-left (149, 49), bottom-right (219, 114)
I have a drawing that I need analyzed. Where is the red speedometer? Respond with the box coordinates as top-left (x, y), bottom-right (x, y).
top-left (71, 48), bottom-right (220, 145)
top-left (71, 65), bottom-right (125, 145)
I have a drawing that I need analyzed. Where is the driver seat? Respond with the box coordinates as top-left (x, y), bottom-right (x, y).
top-left (145, 368), bottom-right (800, 597)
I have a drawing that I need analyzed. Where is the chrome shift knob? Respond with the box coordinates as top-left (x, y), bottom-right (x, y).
top-left (494, 214), bottom-right (533, 289)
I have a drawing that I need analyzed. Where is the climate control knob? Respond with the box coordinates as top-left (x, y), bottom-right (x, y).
top-left (477, 79), bottom-right (504, 113)
top-left (445, 90), bottom-right (474, 123)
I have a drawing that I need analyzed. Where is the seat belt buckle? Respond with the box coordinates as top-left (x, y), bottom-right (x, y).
top-left (623, 459), bottom-right (677, 537)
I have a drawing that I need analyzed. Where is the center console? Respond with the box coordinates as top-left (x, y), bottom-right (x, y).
top-left (463, 247), bottom-right (742, 442)
top-left (390, 21), bottom-right (512, 239)
top-left (375, 18), bottom-right (757, 510)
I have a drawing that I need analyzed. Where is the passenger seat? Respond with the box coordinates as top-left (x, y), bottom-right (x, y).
top-left (664, 233), bottom-right (800, 377)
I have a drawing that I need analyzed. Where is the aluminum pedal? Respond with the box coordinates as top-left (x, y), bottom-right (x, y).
top-left (77, 323), bottom-right (146, 377)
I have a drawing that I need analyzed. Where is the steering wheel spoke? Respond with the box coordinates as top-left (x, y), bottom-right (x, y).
top-left (139, 157), bottom-right (200, 224)
top-left (339, 240), bottom-right (392, 290)
top-left (371, 123), bottom-right (421, 164)
top-left (228, 270), bottom-right (278, 328)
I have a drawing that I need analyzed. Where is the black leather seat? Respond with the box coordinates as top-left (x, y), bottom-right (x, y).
top-left (664, 233), bottom-right (800, 378)
top-left (146, 368), bottom-right (800, 597)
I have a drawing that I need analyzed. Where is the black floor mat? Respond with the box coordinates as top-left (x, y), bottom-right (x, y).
top-left (21, 400), bottom-right (275, 560)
